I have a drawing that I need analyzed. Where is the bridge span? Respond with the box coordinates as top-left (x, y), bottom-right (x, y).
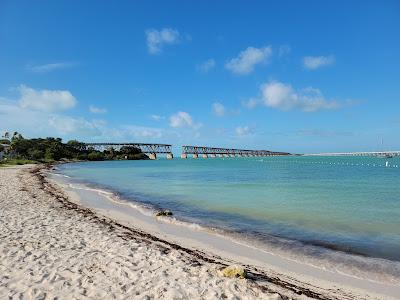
top-left (83, 143), bottom-right (173, 159)
top-left (181, 145), bottom-right (290, 158)
top-left (303, 151), bottom-right (400, 157)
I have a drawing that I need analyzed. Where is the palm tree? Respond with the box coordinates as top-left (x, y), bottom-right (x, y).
top-left (2, 131), bottom-right (9, 140)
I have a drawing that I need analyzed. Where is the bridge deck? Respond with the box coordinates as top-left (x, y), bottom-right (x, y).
top-left (84, 143), bottom-right (172, 154)
top-left (304, 151), bottom-right (400, 157)
top-left (182, 145), bottom-right (290, 156)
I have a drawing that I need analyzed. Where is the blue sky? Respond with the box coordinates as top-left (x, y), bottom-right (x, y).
top-left (1, 0), bottom-right (399, 153)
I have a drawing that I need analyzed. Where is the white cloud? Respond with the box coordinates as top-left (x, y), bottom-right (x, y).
top-left (150, 114), bottom-right (164, 121)
top-left (145, 28), bottom-right (180, 54)
top-left (27, 62), bottom-right (76, 73)
top-left (212, 102), bottom-right (226, 117)
top-left (18, 85), bottom-right (77, 112)
top-left (89, 105), bottom-right (107, 114)
top-left (0, 98), bottom-right (102, 139)
top-left (225, 46), bottom-right (272, 75)
top-left (0, 89), bottom-right (170, 141)
top-left (197, 59), bottom-right (216, 72)
top-left (235, 126), bottom-right (252, 136)
top-left (258, 81), bottom-right (341, 112)
top-left (169, 111), bottom-right (201, 129)
top-left (303, 55), bottom-right (335, 70)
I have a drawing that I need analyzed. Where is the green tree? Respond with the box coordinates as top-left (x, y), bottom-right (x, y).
top-left (0, 139), bottom-right (10, 145)
top-left (67, 140), bottom-right (86, 151)
top-left (87, 151), bottom-right (105, 161)
top-left (119, 146), bottom-right (141, 155)
top-left (29, 149), bottom-right (44, 160)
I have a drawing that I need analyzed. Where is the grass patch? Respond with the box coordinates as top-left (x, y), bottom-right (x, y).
top-left (0, 159), bottom-right (41, 167)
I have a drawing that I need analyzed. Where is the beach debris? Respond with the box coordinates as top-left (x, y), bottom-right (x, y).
top-left (219, 265), bottom-right (247, 279)
top-left (156, 210), bottom-right (173, 217)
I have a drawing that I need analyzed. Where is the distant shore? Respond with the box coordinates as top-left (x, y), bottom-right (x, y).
top-left (0, 164), bottom-right (398, 299)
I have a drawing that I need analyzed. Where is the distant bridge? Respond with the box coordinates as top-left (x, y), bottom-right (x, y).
top-left (84, 143), bottom-right (173, 159)
top-left (181, 145), bottom-right (290, 158)
top-left (303, 151), bottom-right (400, 157)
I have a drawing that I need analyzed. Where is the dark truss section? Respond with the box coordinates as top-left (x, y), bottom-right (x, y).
top-left (182, 145), bottom-right (290, 156)
top-left (84, 143), bottom-right (172, 154)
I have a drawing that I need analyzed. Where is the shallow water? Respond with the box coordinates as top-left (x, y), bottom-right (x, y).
top-left (58, 156), bottom-right (400, 264)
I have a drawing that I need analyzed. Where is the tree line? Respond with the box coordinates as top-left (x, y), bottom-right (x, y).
top-left (0, 132), bottom-right (148, 162)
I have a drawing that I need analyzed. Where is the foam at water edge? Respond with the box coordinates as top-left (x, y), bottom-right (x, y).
top-left (49, 169), bottom-right (400, 286)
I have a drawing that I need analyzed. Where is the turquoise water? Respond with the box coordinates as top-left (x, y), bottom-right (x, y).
top-left (58, 156), bottom-right (400, 263)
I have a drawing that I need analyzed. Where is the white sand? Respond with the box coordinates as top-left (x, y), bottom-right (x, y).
top-left (0, 165), bottom-right (398, 299)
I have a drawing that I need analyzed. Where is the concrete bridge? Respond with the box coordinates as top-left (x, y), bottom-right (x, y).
top-left (181, 145), bottom-right (290, 158)
top-left (303, 151), bottom-right (400, 157)
top-left (84, 143), bottom-right (173, 159)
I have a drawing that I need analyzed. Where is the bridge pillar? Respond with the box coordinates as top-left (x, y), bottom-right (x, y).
top-left (202, 154), bottom-right (208, 159)
top-left (149, 153), bottom-right (157, 160)
top-left (192, 154), bottom-right (198, 159)
top-left (166, 153), bottom-right (173, 160)
top-left (181, 153), bottom-right (187, 159)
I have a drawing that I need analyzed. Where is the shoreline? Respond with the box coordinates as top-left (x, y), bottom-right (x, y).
top-left (0, 164), bottom-right (398, 299)
top-left (50, 165), bottom-right (400, 264)
top-left (47, 164), bottom-right (400, 299)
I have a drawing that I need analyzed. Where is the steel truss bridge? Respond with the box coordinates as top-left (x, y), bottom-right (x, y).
top-left (83, 143), bottom-right (173, 159)
top-left (304, 151), bottom-right (400, 157)
top-left (181, 145), bottom-right (290, 158)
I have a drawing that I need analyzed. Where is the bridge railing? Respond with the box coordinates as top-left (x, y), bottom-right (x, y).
top-left (83, 143), bottom-right (173, 159)
top-left (181, 145), bottom-right (290, 157)
top-left (84, 143), bottom-right (172, 154)
top-left (304, 151), bottom-right (400, 157)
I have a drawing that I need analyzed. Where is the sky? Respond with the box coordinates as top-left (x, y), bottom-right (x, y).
top-left (1, 0), bottom-right (399, 154)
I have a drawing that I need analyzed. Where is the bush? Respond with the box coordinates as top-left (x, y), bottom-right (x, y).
top-left (127, 153), bottom-right (149, 160)
top-left (29, 149), bottom-right (44, 160)
top-left (77, 153), bottom-right (88, 160)
top-left (2, 133), bottom-right (147, 163)
top-left (120, 146), bottom-right (141, 155)
top-left (87, 151), bottom-right (105, 161)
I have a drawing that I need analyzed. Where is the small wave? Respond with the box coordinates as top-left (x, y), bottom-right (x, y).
top-left (47, 172), bottom-right (71, 179)
top-left (50, 167), bottom-right (400, 285)
top-left (67, 183), bottom-right (114, 196)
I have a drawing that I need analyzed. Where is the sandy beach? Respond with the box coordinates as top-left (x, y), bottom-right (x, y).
top-left (0, 165), bottom-right (398, 300)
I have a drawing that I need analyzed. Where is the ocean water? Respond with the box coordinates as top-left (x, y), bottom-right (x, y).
top-left (57, 156), bottom-right (400, 279)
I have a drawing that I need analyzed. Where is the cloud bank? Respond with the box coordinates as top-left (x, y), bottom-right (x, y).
top-left (18, 85), bottom-right (77, 112)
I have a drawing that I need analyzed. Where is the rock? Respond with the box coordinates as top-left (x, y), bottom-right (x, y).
top-left (219, 265), bottom-right (247, 279)
top-left (155, 210), bottom-right (173, 217)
